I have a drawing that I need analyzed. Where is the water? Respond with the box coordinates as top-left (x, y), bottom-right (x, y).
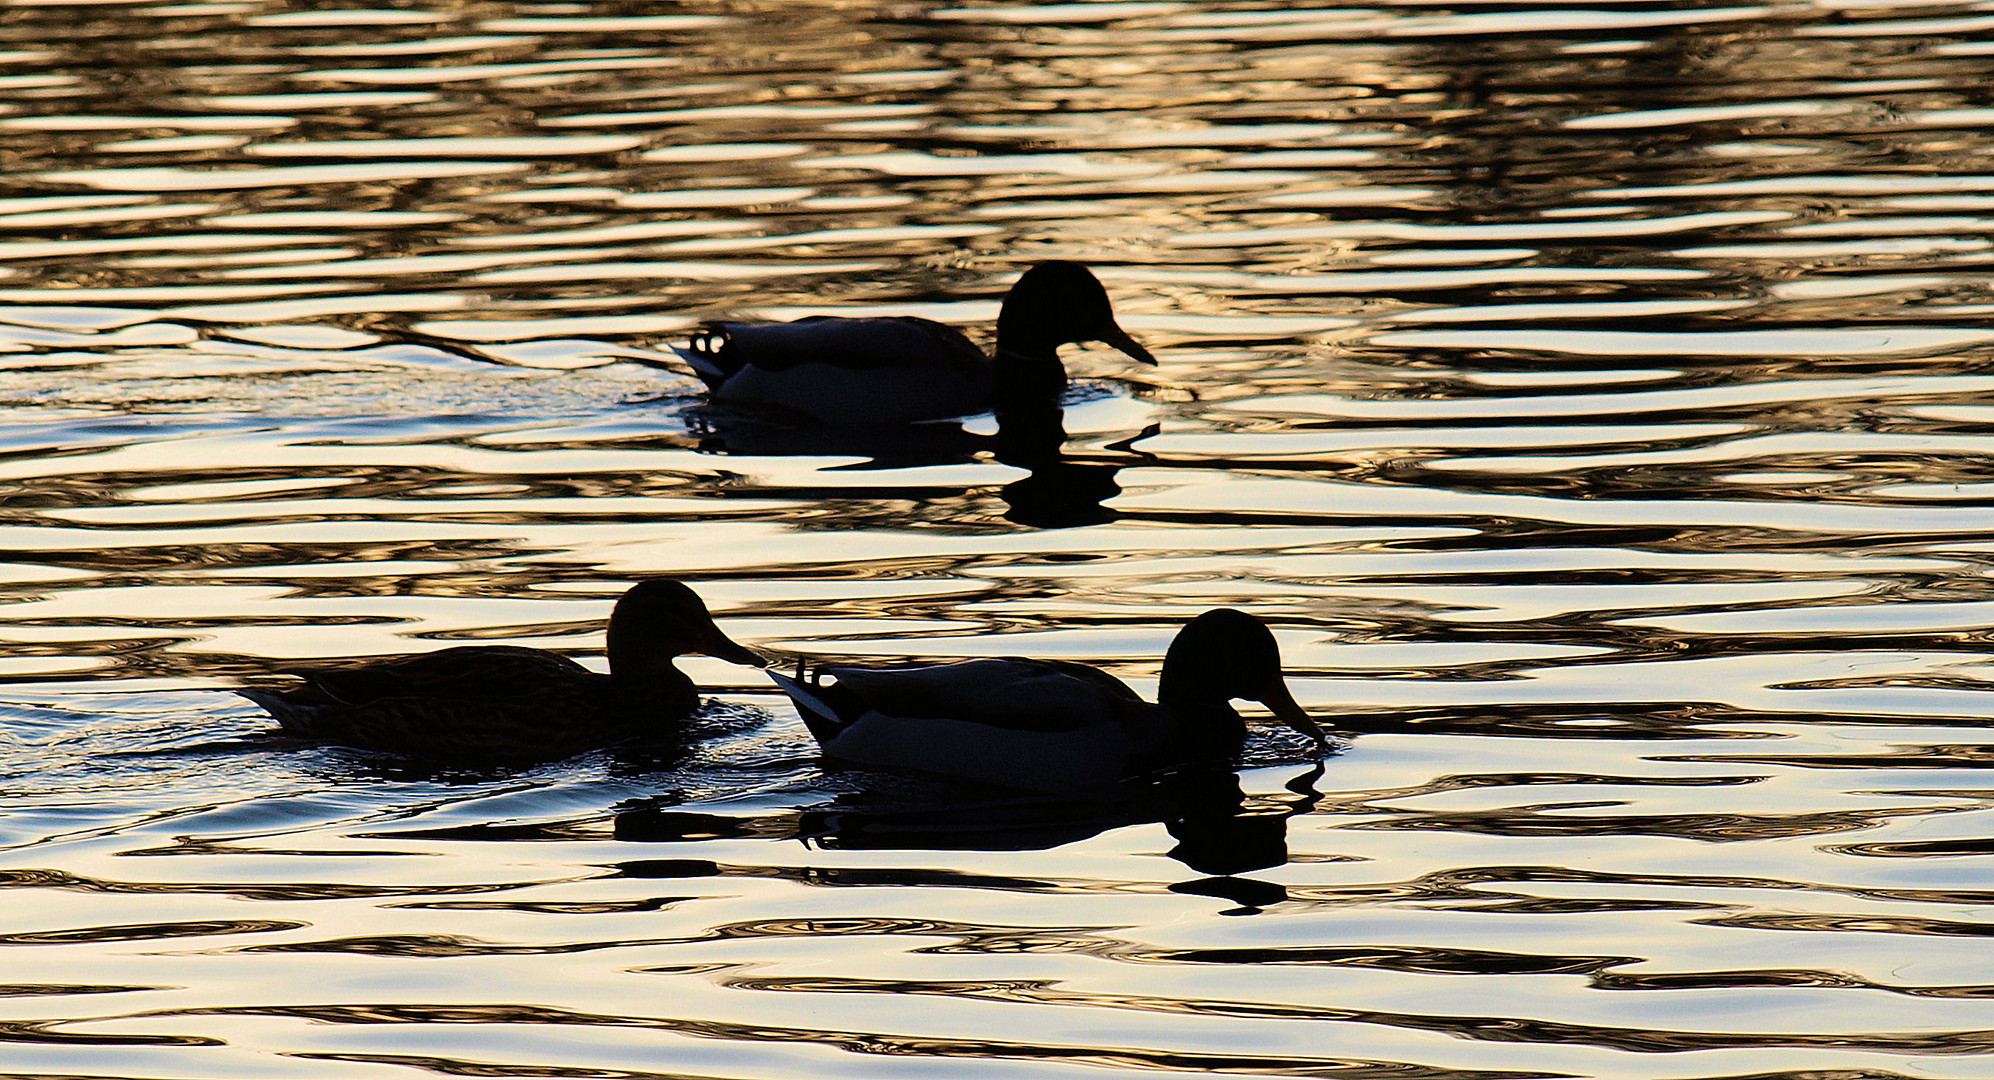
top-left (5, 1), bottom-right (1994, 1077)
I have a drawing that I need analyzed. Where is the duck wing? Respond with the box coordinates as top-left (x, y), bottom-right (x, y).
top-left (772, 658), bottom-right (1148, 791)
top-left (825, 658), bottom-right (1134, 731)
top-left (682, 317), bottom-right (998, 424)
top-left (686, 316), bottom-right (987, 382)
top-left (288, 646), bottom-right (592, 706)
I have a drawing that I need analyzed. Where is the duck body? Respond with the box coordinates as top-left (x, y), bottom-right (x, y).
top-left (240, 579), bottom-right (761, 764)
top-left (773, 657), bottom-right (1145, 791)
top-left (684, 316), bottom-right (992, 425)
top-left (772, 609), bottom-right (1326, 792)
top-left (242, 647), bottom-right (687, 763)
top-left (679, 261), bottom-right (1152, 425)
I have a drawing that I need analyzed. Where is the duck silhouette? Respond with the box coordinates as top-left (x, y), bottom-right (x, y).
top-left (240, 579), bottom-right (761, 764)
top-left (679, 261), bottom-right (1153, 425)
top-left (770, 608), bottom-right (1325, 792)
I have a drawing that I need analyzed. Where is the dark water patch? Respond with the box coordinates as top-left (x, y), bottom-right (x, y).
top-left (0, 919), bottom-right (304, 947)
top-left (0, 983), bottom-right (161, 998)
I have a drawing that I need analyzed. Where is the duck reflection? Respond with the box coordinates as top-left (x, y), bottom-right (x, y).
top-left (990, 400), bottom-right (1143, 528)
top-left (1161, 766), bottom-right (1325, 915)
top-left (688, 394), bottom-right (1142, 528)
top-left (610, 763), bottom-right (1325, 909)
top-left (686, 404), bottom-right (986, 469)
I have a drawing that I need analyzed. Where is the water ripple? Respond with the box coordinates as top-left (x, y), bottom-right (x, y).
top-left (6, 1), bottom-right (1994, 1078)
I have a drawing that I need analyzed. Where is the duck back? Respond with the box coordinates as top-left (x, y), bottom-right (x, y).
top-left (826, 658), bottom-right (1134, 729)
top-left (298, 646), bottom-right (590, 705)
top-left (697, 317), bottom-right (985, 375)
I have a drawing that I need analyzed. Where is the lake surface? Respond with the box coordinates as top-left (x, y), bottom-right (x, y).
top-left (6, 1), bottom-right (1994, 1077)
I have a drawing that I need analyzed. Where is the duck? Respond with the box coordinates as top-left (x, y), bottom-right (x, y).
top-left (677, 260), bottom-right (1155, 425)
top-left (239, 579), bottom-right (762, 764)
top-left (769, 608), bottom-right (1327, 792)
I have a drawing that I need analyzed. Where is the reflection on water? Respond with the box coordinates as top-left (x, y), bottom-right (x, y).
top-left (7, 0), bottom-right (1994, 1077)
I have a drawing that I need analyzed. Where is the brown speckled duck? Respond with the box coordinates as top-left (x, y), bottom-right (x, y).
top-left (240, 579), bottom-right (762, 764)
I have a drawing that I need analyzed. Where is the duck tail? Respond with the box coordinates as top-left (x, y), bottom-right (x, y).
top-left (672, 344), bottom-right (722, 384)
top-left (767, 668), bottom-right (850, 745)
top-left (237, 687), bottom-right (319, 733)
top-left (675, 326), bottom-right (738, 388)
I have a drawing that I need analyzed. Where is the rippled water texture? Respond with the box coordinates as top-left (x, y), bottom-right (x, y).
top-left (6, 1), bottom-right (1994, 1077)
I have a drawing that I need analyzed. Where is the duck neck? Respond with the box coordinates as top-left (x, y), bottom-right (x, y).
top-left (606, 645), bottom-right (698, 720)
top-left (1158, 667), bottom-right (1248, 749)
top-left (993, 306), bottom-right (1070, 405)
top-left (992, 347), bottom-right (1065, 405)
top-left (606, 627), bottom-right (688, 687)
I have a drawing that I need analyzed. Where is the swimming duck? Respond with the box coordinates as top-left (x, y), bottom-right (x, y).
top-left (240, 579), bottom-right (762, 764)
top-left (678, 261), bottom-right (1154, 425)
top-left (770, 609), bottom-right (1326, 792)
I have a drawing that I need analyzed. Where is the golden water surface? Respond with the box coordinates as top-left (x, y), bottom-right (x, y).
top-left (5, 1), bottom-right (1994, 1078)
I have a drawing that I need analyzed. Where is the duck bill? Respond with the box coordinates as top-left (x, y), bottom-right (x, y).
top-left (1257, 676), bottom-right (1326, 746)
top-left (1098, 322), bottom-right (1156, 366)
top-left (698, 626), bottom-right (765, 668)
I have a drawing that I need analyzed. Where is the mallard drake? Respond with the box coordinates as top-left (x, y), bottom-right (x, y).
top-left (678, 261), bottom-right (1155, 425)
top-left (770, 609), bottom-right (1326, 792)
top-left (240, 579), bottom-right (762, 764)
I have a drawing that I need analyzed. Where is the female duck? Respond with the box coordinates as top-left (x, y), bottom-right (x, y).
top-left (770, 609), bottom-right (1327, 792)
top-left (240, 579), bottom-right (762, 764)
top-left (679, 261), bottom-right (1154, 425)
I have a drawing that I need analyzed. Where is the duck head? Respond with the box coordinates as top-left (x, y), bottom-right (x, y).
top-left (606, 578), bottom-right (763, 680)
top-left (1158, 608), bottom-right (1326, 746)
top-left (995, 261), bottom-right (1155, 366)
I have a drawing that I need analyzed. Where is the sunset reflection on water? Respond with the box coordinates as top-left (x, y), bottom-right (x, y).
top-left (5, 1), bottom-right (1994, 1077)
